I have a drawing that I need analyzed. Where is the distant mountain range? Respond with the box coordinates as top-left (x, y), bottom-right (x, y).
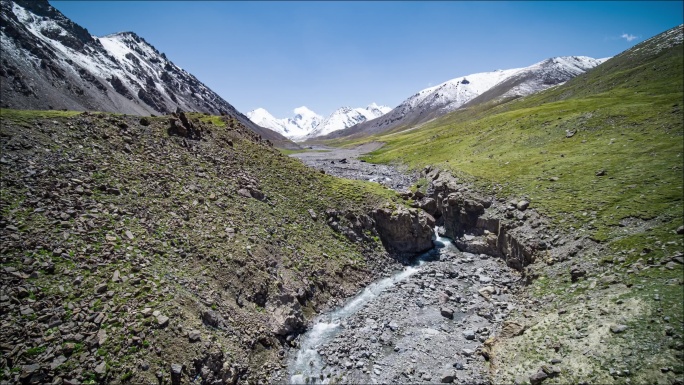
top-left (0, 0), bottom-right (294, 146)
top-left (1, 0), bottom-right (613, 148)
top-left (247, 103), bottom-right (392, 141)
top-left (317, 56), bottom-right (608, 141)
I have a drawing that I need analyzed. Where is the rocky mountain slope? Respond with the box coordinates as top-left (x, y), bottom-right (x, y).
top-left (462, 56), bottom-right (609, 108)
top-left (0, 0), bottom-right (295, 148)
top-left (318, 56), bottom-right (605, 141)
top-left (0, 107), bottom-right (440, 384)
top-left (246, 103), bottom-right (391, 141)
top-left (355, 24), bottom-right (684, 384)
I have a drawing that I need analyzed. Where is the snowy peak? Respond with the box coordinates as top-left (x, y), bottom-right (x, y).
top-left (247, 103), bottom-right (392, 141)
top-left (0, 0), bottom-right (252, 121)
top-left (246, 107), bottom-right (277, 122)
top-left (245, 108), bottom-right (284, 134)
top-left (304, 103), bottom-right (392, 139)
top-left (467, 56), bottom-right (607, 105)
top-left (246, 106), bottom-right (319, 138)
top-left (359, 103), bottom-right (392, 120)
top-left (290, 106), bottom-right (323, 134)
top-left (321, 55), bottom-right (606, 140)
top-left (293, 106), bottom-right (318, 117)
top-left (366, 68), bottom-right (523, 133)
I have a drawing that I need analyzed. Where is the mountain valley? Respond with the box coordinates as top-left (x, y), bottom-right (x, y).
top-left (0, 1), bottom-right (682, 385)
top-left (315, 56), bottom-right (607, 142)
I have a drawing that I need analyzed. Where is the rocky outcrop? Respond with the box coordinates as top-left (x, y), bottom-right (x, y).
top-left (168, 111), bottom-right (208, 140)
top-left (268, 291), bottom-right (305, 336)
top-left (325, 209), bottom-right (378, 244)
top-left (325, 205), bottom-right (434, 258)
top-left (184, 343), bottom-right (247, 385)
top-left (409, 167), bottom-right (548, 271)
top-left (372, 206), bottom-right (435, 256)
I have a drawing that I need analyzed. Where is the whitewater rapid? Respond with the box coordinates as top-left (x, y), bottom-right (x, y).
top-left (288, 230), bottom-right (456, 384)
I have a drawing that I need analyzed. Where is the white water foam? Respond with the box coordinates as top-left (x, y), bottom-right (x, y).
top-left (288, 228), bottom-right (456, 384)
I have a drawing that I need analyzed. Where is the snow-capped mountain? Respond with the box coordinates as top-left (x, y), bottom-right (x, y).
top-left (246, 106), bottom-right (323, 138)
top-left (0, 0), bottom-right (260, 131)
top-left (304, 103), bottom-right (392, 139)
top-left (289, 106), bottom-right (324, 138)
top-left (321, 56), bottom-right (607, 140)
top-left (247, 103), bottom-right (391, 141)
top-left (246, 108), bottom-right (292, 136)
top-left (464, 56), bottom-right (609, 107)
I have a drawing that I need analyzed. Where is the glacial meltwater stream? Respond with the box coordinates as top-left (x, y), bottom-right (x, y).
top-left (288, 230), bottom-right (457, 384)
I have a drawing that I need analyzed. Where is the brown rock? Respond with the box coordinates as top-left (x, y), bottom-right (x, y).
top-left (440, 307), bottom-right (454, 319)
top-left (372, 206), bottom-right (435, 255)
top-left (188, 330), bottom-right (201, 342)
top-left (530, 370), bottom-right (548, 385)
top-left (500, 321), bottom-right (526, 338)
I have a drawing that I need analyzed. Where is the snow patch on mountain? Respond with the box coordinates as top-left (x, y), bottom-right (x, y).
top-left (246, 106), bottom-right (322, 138)
top-left (322, 55), bottom-right (608, 140)
top-left (401, 68), bottom-right (523, 117)
top-left (1, 0), bottom-right (244, 118)
top-left (247, 103), bottom-right (391, 141)
top-left (497, 56), bottom-right (608, 99)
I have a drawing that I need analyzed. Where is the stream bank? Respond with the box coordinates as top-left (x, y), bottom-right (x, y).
top-left (279, 145), bottom-right (560, 384)
top-left (284, 230), bottom-right (521, 384)
top-left (291, 143), bottom-right (418, 192)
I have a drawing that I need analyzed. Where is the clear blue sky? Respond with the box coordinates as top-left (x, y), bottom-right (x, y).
top-left (51, 1), bottom-right (682, 118)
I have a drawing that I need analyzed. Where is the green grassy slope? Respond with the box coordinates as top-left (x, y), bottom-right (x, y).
top-left (365, 26), bottom-right (683, 240)
top-left (0, 109), bottom-right (402, 383)
top-left (347, 25), bottom-right (683, 383)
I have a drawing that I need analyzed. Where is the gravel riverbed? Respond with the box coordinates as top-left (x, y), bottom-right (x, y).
top-left (290, 143), bottom-right (418, 192)
top-left (283, 145), bottom-right (524, 385)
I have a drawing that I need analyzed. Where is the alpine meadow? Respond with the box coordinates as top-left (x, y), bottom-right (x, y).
top-left (1, 1), bottom-right (682, 385)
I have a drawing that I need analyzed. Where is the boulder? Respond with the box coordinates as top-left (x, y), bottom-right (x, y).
top-left (570, 267), bottom-right (586, 282)
top-left (202, 310), bottom-right (226, 329)
top-left (500, 321), bottom-right (526, 338)
top-left (269, 292), bottom-right (304, 336)
top-left (440, 370), bottom-right (455, 383)
top-left (372, 206), bottom-right (435, 256)
top-left (237, 188), bottom-right (252, 198)
top-left (477, 286), bottom-right (496, 300)
top-left (188, 330), bottom-right (201, 342)
top-left (418, 198), bottom-right (439, 217)
top-left (171, 364), bottom-right (183, 385)
top-left (156, 314), bottom-right (169, 328)
top-left (440, 307), bottom-right (454, 319)
top-left (529, 370), bottom-right (548, 385)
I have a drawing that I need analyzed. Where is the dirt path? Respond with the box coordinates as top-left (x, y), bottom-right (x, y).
top-left (290, 143), bottom-right (418, 192)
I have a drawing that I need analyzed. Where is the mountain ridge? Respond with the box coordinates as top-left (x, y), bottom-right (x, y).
top-left (0, 0), bottom-right (297, 147)
top-left (246, 103), bottom-right (391, 141)
top-left (316, 55), bottom-right (606, 141)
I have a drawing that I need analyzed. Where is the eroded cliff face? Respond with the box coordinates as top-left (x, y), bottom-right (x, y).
top-left (407, 166), bottom-right (573, 273)
top-left (372, 206), bottom-right (435, 257)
